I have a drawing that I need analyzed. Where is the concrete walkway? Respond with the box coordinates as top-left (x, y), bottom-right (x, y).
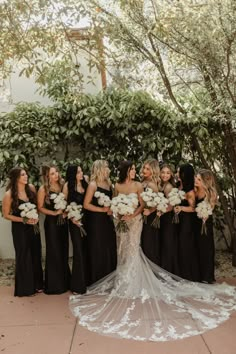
top-left (1, 280), bottom-right (236, 354)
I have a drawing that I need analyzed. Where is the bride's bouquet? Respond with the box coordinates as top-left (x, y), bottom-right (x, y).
top-left (19, 202), bottom-right (39, 234)
top-left (66, 202), bottom-right (86, 237)
top-left (167, 188), bottom-right (185, 224)
top-left (195, 200), bottom-right (212, 235)
top-left (140, 189), bottom-right (168, 228)
top-left (94, 191), bottom-right (111, 207)
top-left (111, 193), bottom-right (139, 233)
top-left (50, 192), bottom-right (67, 224)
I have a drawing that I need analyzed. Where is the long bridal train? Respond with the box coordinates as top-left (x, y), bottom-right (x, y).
top-left (70, 214), bottom-right (236, 342)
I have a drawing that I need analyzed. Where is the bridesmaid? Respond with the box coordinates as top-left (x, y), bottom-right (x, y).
top-left (175, 163), bottom-right (200, 281)
top-left (159, 164), bottom-right (179, 275)
top-left (194, 169), bottom-right (217, 283)
top-left (84, 160), bottom-right (117, 284)
top-left (38, 164), bottom-right (70, 294)
top-left (2, 167), bottom-right (43, 296)
top-left (63, 165), bottom-right (88, 294)
top-left (140, 158), bottom-right (161, 265)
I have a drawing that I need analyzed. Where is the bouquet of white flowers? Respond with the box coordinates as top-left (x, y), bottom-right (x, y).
top-left (66, 202), bottom-right (86, 237)
top-left (50, 192), bottom-right (67, 224)
top-left (94, 191), bottom-right (111, 207)
top-left (195, 200), bottom-right (213, 235)
top-left (140, 188), bottom-right (157, 224)
top-left (167, 188), bottom-right (185, 223)
top-left (19, 202), bottom-right (39, 234)
top-left (141, 189), bottom-right (168, 228)
top-left (110, 193), bottom-right (139, 233)
top-left (153, 192), bottom-right (169, 228)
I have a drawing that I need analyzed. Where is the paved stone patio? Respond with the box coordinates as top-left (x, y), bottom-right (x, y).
top-left (1, 280), bottom-right (236, 354)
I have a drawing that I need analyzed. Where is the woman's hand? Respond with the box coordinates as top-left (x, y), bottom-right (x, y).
top-left (143, 208), bottom-right (151, 216)
top-left (55, 209), bottom-right (63, 216)
top-left (102, 206), bottom-right (110, 213)
top-left (166, 204), bottom-right (173, 213)
top-left (26, 218), bottom-right (38, 225)
top-left (71, 218), bottom-right (81, 227)
top-left (121, 214), bottom-right (133, 221)
top-left (174, 206), bottom-right (182, 214)
top-left (107, 208), bottom-right (113, 215)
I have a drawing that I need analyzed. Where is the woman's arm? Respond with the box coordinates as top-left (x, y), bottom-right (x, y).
top-left (37, 186), bottom-right (62, 216)
top-left (175, 190), bottom-right (195, 213)
top-left (62, 182), bottom-right (68, 200)
top-left (2, 191), bottom-right (36, 224)
top-left (83, 181), bottom-right (110, 213)
top-left (2, 191), bottom-right (24, 223)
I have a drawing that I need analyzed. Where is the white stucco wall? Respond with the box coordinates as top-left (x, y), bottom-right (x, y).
top-left (0, 50), bottom-right (103, 258)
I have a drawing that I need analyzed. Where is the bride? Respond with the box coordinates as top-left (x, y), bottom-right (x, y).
top-left (70, 160), bottom-right (236, 342)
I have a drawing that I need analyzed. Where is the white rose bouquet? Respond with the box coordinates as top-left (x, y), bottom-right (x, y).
top-left (19, 202), bottom-right (39, 234)
top-left (50, 192), bottom-right (67, 224)
top-left (140, 189), bottom-right (168, 228)
top-left (195, 200), bottom-right (212, 235)
top-left (167, 188), bottom-right (185, 223)
top-left (66, 202), bottom-right (86, 237)
top-left (94, 191), bottom-right (111, 207)
top-left (110, 193), bottom-right (139, 233)
top-left (140, 188), bottom-right (157, 224)
top-left (153, 192), bottom-right (169, 228)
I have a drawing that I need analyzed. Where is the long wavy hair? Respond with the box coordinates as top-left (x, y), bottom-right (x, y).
top-left (41, 164), bottom-right (64, 202)
top-left (90, 160), bottom-right (110, 184)
top-left (160, 163), bottom-right (176, 187)
top-left (65, 165), bottom-right (88, 203)
top-left (6, 167), bottom-right (36, 212)
top-left (179, 163), bottom-right (195, 192)
top-left (117, 160), bottom-right (134, 183)
top-left (196, 169), bottom-right (218, 208)
top-left (140, 158), bottom-right (160, 187)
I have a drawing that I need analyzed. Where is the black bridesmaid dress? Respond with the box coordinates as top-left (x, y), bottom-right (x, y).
top-left (44, 192), bottom-right (70, 294)
top-left (195, 197), bottom-right (215, 283)
top-left (160, 210), bottom-right (179, 275)
top-left (141, 211), bottom-right (161, 266)
top-left (86, 187), bottom-right (117, 285)
top-left (12, 199), bottom-right (43, 296)
top-left (69, 190), bottom-right (88, 294)
top-left (178, 200), bottom-right (200, 281)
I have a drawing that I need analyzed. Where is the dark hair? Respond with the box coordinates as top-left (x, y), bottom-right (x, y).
top-left (66, 165), bottom-right (88, 203)
top-left (179, 163), bottom-right (194, 192)
top-left (6, 167), bottom-right (36, 212)
top-left (118, 160), bottom-right (134, 183)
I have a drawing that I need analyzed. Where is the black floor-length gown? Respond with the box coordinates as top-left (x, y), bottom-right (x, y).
top-left (160, 210), bottom-right (179, 275)
top-left (86, 187), bottom-right (117, 285)
top-left (69, 191), bottom-right (88, 294)
top-left (178, 200), bottom-right (200, 281)
top-left (12, 199), bottom-right (43, 296)
top-left (195, 197), bottom-right (215, 283)
top-left (141, 211), bottom-right (161, 265)
top-left (44, 192), bottom-right (70, 294)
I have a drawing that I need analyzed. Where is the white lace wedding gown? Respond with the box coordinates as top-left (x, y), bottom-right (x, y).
top-left (70, 207), bottom-right (236, 341)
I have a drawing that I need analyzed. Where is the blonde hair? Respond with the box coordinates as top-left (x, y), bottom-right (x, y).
top-left (41, 164), bottom-right (64, 202)
top-left (140, 158), bottom-right (160, 187)
top-left (160, 163), bottom-right (176, 187)
top-left (90, 160), bottom-right (110, 183)
top-left (196, 169), bottom-right (218, 209)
